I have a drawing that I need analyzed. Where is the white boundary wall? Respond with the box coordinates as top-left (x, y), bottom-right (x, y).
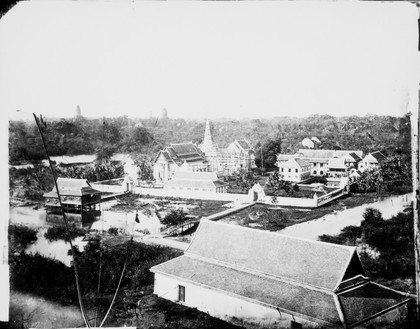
top-left (134, 186), bottom-right (347, 208)
top-left (137, 187), bottom-right (251, 203)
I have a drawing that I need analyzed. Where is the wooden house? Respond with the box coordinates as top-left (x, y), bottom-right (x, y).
top-left (43, 178), bottom-right (102, 214)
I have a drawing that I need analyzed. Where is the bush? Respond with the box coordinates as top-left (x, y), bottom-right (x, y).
top-left (9, 225), bottom-right (38, 249)
top-left (161, 209), bottom-right (187, 228)
top-left (44, 225), bottom-right (87, 241)
top-left (108, 227), bottom-right (119, 236)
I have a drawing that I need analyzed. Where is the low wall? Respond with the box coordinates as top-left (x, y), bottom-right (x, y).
top-left (260, 187), bottom-right (347, 208)
top-left (262, 195), bottom-right (317, 208)
top-left (316, 188), bottom-right (346, 206)
top-left (136, 187), bottom-right (251, 203)
top-left (136, 186), bottom-right (347, 208)
top-left (91, 183), bottom-right (124, 193)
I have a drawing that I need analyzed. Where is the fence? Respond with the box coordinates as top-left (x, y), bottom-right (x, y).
top-left (316, 187), bottom-right (347, 206)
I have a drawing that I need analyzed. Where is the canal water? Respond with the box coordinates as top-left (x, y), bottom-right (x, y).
top-left (9, 193), bottom-right (412, 264)
top-left (9, 199), bottom-right (163, 266)
top-left (279, 193), bottom-right (412, 240)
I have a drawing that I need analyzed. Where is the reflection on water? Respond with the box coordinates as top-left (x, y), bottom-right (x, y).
top-left (9, 207), bottom-right (47, 227)
top-left (26, 228), bottom-right (87, 267)
top-left (279, 193), bottom-right (412, 240)
top-left (9, 201), bottom-right (163, 265)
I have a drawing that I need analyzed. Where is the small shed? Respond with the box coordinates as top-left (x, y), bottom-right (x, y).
top-left (43, 178), bottom-right (102, 214)
top-left (248, 183), bottom-right (265, 202)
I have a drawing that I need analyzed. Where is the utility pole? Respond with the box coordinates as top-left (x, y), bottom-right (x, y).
top-left (414, 4), bottom-right (420, 321)
top-left (412, 88), bottom-right (420, 321)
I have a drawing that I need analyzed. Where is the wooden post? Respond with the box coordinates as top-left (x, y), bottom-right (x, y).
top-left (411, 89), bottom-right (420, 320)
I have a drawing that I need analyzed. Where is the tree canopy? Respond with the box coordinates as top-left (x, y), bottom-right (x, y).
top-left (9, 114), bottom-right (411, 168)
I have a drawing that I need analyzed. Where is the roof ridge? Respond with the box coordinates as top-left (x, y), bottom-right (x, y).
top-left (199, 219), bottom-right (357, 252)
top-left (184, 253), bottom-right (336, 294)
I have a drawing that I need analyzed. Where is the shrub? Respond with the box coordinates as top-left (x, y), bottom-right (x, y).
top-left (9, 225), bottom-right (38, 249)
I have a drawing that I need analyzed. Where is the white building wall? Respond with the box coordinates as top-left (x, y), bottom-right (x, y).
top-left (153, 273), bottom-right (321, 328)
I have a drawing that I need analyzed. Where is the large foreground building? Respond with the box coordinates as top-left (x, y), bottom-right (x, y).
top-left (151, 220), bottom-right (410, 328)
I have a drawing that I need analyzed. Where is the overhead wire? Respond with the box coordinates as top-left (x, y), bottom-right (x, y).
top-left (95, 118), bottom-right (106, 327)
top-left (36, 113), bottom-right (143, 326)
top-left (33, 113), bottom-right (91, 328)
top-left (97, 116), bottom-right (135, 326)
top-left (99, 236), bottom-right (134, 327)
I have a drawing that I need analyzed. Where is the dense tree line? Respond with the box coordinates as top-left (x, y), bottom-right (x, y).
top-left (350, 156), bottom-right (411, 194)
top-left (9, 114), bottom-right (411, 167)
top-left (9, 116), bottom-right (156, 164)
top-left (9, 162), bottom-right (124, 200)
top-left (319, 208), bottom-right (415, 293)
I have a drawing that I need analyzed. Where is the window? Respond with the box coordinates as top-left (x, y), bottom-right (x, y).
top-left (288, 168), bottom-right (291, 173)
top-left (295, 169), bottom-right (298, 173)
top-left (320, 171), bottom-right (323, 175)
top-left (178, 285), bottom-right (185, 302)
top-left (290, 320), bottom-right (302, 329)
top-left (320, 163), bottom-right (324, 167)
top-left (281, 168), bottom-right (284, 172)
top-left (313, 170), bottom-right (317, 175)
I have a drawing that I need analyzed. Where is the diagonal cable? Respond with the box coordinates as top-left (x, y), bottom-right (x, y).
top-left (33, 113), bottom-right (91, 328)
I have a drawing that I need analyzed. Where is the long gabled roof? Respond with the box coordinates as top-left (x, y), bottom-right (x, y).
top-left (346, 152), bottom-right (362, 163)
top-left (185, 220), bottom-right (362, 291)
top-left (43, 177), bottom-right (101, 197)
top-left (154, 143), bottom-right (206, 165)
top-left (279, 157), bottom-right (311, 169)
top-left (297, 149), bottom-right (363, 160)
top-left (365, 151), bottom-right (386, 164)
top-left (276, 154), bottom-right (296, 162)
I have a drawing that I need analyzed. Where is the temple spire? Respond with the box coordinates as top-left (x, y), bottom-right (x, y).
top-left (202, 118), bottom-right (214, 147)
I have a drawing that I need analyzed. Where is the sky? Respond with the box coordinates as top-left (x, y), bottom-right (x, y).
top-left (0, 0), bottom-right (419, 120)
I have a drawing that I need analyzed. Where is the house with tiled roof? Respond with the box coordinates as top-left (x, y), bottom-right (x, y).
top-left (328, 157), bottom-right (349, 178)
top-left (151, 221), bottom-right (411, 328)
top-left (43, 178), bottom-right (102, 213)
top-left (275, 154), bottom-right (296, 166)
top-left (278, 157), bottom-right (311, 182)
top-left (153, 143), bottom-right (207, 182)
top-left (276, 150), bottom-right (363, 177)
top-left (296, 149), bottom-right (363, 177)
top-left (358, 151), bottom-right (386, 172)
